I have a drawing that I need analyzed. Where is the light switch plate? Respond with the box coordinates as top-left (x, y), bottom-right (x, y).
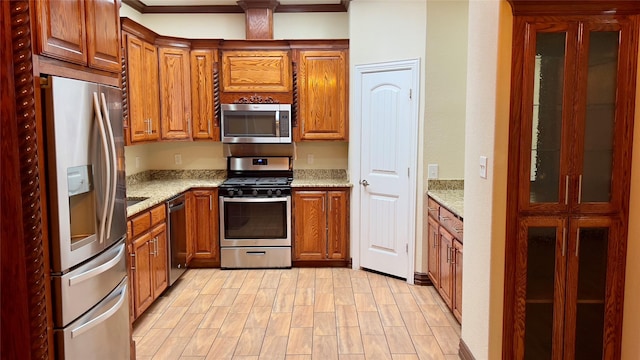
top-left (307, 154), bottom-right (314, 164)
top-left (174, 153), bottom-right (182, 165)
top-left (479, 156), bottom-right (488, 179)
top-left (427, 164), bottom-right (439, 179)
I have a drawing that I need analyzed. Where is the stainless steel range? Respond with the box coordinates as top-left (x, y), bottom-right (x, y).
top-left (219, 156), bottom-right (293, 268)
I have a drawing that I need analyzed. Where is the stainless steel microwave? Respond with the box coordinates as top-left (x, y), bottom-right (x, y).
top-left (221, 103), bottom-right (292, 143)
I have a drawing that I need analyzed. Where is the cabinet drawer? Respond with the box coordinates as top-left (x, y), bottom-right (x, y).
top-left (130, 212), bottom-right (151, 238)
top-left (439, 206), bottom-right (463, 241)
top-left (427, 197), bottom-right (440, 220)
top-left (150, 204), bottom-right (166, 226)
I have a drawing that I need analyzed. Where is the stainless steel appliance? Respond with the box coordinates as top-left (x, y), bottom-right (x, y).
top-left (42, 76), bottom-right (130, 360)
top-left (219, 156), bottom-right (293, 268)
top-left (221, 103), bottom-right (292, 144)
top-left (167, 194), bottom-right (187, 285)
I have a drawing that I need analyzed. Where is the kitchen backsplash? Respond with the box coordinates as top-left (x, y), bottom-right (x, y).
top-left (428, 179), bottom-right (464, 190)
top-left (126, 169), bottom-right (226, 186)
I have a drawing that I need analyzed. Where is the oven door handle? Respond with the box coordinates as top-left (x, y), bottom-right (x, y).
top-left (220, 196), bottom-right (290, 203)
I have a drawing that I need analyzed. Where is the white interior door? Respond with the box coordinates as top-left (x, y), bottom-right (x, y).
top-left (356, 61), bottom-right (418, 279)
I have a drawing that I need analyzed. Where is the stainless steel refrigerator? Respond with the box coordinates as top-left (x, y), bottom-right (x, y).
top-left (42, 76), bottom-right (130, 359)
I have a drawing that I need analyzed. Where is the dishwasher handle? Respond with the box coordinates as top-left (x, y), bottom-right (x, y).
top-left (167, 195), bottom-right (186, 211)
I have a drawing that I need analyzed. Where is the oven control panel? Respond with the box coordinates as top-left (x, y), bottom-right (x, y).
top-left (223, 187), bottom-right (291, 198)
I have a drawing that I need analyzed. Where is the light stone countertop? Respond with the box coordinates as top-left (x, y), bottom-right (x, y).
top-left (428, 189), bottom-right (464, 219)
top-left (126, 178), bottom-right (224, 217)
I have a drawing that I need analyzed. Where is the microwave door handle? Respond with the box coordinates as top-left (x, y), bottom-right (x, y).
top-left (275, 110), bottom-right (280, 137)
top-left (100, 92), bottom-right (118, 240)
top-left (93, 93), bottom-right (110, 245)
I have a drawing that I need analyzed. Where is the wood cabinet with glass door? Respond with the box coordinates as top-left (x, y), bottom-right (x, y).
top-left (503, 2), bottom-right (639, 359)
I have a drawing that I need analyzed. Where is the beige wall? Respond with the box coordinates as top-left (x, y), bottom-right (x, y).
top-left (424, 0), bottom-right (468, 181)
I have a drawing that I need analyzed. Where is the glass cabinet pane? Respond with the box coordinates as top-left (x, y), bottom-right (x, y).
top-left (574, 227), bottom-right (609, 359)
top-left (581, 31), bottom-right (619, 203)
top-left (529, 33), bottom-right (566, 204)
top-left (524, 227), bottom-right (557, 359)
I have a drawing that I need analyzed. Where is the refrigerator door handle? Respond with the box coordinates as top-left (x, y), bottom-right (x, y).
top-left (93, 93), bottom-right (111, 244)
top-left (68, 242), bottom-right (125, 286)
top-left (70, 282), bottom-right (127, 338)
top-left (100, 92), bottom-right (118, 240)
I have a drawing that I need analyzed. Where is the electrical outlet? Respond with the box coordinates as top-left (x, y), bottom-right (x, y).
top-left (174, 153), bottom-right (182, 165)
top-left (479, 156), bottom-right (488, 179)
top-left (427, 164), bottom-right (439, 179)
top-left (135, 156), bottom-right (140, 169)
top-left (307, 154), bottom-right (314, 164)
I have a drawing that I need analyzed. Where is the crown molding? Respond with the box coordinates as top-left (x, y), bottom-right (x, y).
top-left (122, 0), bottom-right (349, 13)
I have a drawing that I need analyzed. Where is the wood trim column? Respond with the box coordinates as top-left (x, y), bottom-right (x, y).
top-left (2, 1), bottom-right (52, 358)
top-left (237, 0), bottom-right (279, 39)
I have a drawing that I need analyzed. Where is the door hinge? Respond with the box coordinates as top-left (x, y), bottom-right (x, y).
top-left (409, 89), bottom-right (412, 100)
top-left (406, 243), bottom-right (408, 253)
top-left (408, 168), bottom-right (410, 177)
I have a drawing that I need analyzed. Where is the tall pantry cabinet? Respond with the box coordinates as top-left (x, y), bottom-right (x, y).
top-left (503, 2), bottom-right (640, 360)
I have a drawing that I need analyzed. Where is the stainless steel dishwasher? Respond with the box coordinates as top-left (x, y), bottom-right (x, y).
top-left (167, 194), bottom-right (187, 285)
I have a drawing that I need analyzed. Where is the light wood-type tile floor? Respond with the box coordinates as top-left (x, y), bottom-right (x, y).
top-left (133, 268), bottom-right (462, 360)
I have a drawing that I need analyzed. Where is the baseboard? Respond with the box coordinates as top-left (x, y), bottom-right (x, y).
top-left (459, 339), bottom-right (476, 360)
top-left (292, 260), bottom-right (350, 267)
top-left (413, 271), bottom-right (433, 286)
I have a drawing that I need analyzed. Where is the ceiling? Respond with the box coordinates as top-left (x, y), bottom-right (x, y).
top-left (122, 0), bottom-right (350, 13)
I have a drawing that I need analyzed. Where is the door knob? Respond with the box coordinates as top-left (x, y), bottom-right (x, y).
top-left (360, 179), bottom-right (370, 187)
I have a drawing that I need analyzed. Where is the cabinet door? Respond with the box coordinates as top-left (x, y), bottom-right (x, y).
top-left (144, 42), bottom-right (161, 141)
top-left (132, 232), bottom-right (153, 318)
top-left (563, 217), bottom-right (616, 360)
top-left (150, 223), bottom-right (168, 297)
top-left (192, 190), bottom-right (219, 260)
top-left (159, 47), bottom-right (192, 140)
top-left (191, 50), bottom-right (218, 140)
top-left (35, 0), bottom-right (87, 66)
top-left (452, 239), bottom-right (463, 322)
top-left (85, 0), bottom-right (121, 72)
top-left (293, 191), bottom-right (327, 260)
top-left (185, 191), bottom-right (195, 264)
top-left (297, 50), bottom-right (348, 141)
top-left (221, 50), bottom-right (292, 93)
top-left (327, 190), bottom-right (348, 260)
top-left (514, 217), bottom-right (567, 360)
top-left (426, 216), bottom-right (440, 288)
top-left (437, 227), bottom-right (454, 308)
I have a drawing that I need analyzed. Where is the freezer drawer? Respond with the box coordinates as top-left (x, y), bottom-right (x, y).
top-left (55, 278), bottom-right (130, 360)
top-left (221, 247), bottom-right (292, 268)
top-left (52, 239), bottom-right (127, 327)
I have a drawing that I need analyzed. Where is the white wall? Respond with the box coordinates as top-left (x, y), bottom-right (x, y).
top-left (461, 0), bottom-right (511, 358)
top-left (348, 0), bottom-right (427, 271)
top-left (424, 0), bottom-right (468, 181)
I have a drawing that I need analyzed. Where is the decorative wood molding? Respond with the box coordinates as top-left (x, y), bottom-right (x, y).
top-left (213, 62), bottom-right (221, 127)
top-left (507, 0), bottom-right (640, 15)
top-left (413, 272), bottom-right (433, 286)
top-left (292, 60), bottom-right (298, 128)
top-left (9, 1), bottom-right (51, 359)
top-left (233, 94), bottom-right (280, 103)
top-left (122, 0), bottom-right (349, 13)
top-left (459, 339), bottom-right (476, 360)
top-left (238, 0), bottom-right (279, 39)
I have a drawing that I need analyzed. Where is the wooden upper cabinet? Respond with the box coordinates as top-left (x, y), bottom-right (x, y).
top-left (35, 0), bottom-right (121, 73)
top-left (35, 0), bottom-right (87, 65)
top-left (85, 0), bottom-right (121, 72)
top-left (125, 34), bottom-right (160, 143)
top-left (221, 50), bottom-right (292, 93)
top-left (296, 49), bottom-right (348, 141)
top-left (159, 46), bottom-right (192, 140)
top-left (190, 49), bottom-right (219, 141)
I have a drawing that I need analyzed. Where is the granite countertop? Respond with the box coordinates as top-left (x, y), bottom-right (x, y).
top-left (126, 178), bottom-right (225, 217)
top-left (126, 169), bottom-right (351, 217)
top-left (291, 169), bottom-right (352, 188)
top-left (427, 180), bottom-right (464, 218)
top-left (428, 189), bottom-right (464, 219)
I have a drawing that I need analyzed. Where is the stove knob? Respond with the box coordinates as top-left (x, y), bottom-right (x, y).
top-left (227, 189), bottom-right (234, 196)
top-left (267, 189), bottom-right (273, 196)
top-left (237, 189), bottom-right (243, 196)
top-left (252, 189), bottom-right (258, 196)
top-left (275, 189), bottom-right (282, 196)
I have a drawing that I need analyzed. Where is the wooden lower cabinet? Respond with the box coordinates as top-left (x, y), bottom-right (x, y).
top-left (187, 189), bottom-right (220, 267)
top-left (293, 188), bottom-right (349, 266)
top-left (129, 204), bottom-right (168, 320)
top-left (426, 195), bottom-right (463, 323)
